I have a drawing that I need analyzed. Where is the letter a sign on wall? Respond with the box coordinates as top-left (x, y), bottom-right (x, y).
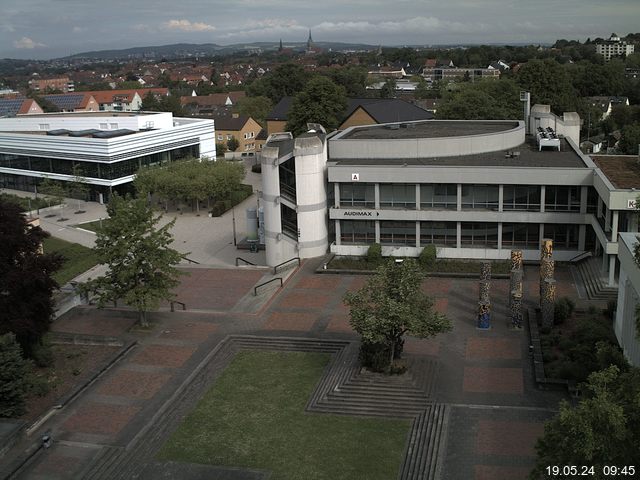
top-left (351, 173), bottom-right (360, 181)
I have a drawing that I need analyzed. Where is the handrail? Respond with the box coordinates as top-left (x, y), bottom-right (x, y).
top-left (181, 256), bottom-right (200, 264)
top-left (568, 251), bottom-right (592, 263)
top-left (273, 256), bottom-right (300, 274)
top-left (170, 300), bottom-right (186, 312)
top-left (236, 257), bottom-right (256, 266)
top-left (254, 277), bottom-right (283, 296)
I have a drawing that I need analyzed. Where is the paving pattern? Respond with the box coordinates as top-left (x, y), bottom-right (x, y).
top-left (8, 261), bottom-right (574, 480)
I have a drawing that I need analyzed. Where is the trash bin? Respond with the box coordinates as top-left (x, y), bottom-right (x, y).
top-left (249, 241), bottom-right (258, 253)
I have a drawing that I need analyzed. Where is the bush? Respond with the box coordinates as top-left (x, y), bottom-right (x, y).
top-left (366, 243), bottom-right (383, 267)
top-left (0, 334), bottom-right (32, 418)
top-left (554, 297), bottom-right (575, 325)
top-left (555, 361), bottom-right (590, 382)
top-left (359, 341), bottom-right (391, 372)
top-left (595, 341), bottom-right (628, 371)
top-left (418, 245), bottom-right (437, 270)
top-left (32, 341), bottom-right (54, 368)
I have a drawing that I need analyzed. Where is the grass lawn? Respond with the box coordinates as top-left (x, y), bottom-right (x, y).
top-left (158, 350), bottom-right (411, 480)
top-left (42, 237), bottom-right (99, 285)
top-left (74, 219), bottom-right (107, 233)
top-left (0, 192), bottom-right (60, 212)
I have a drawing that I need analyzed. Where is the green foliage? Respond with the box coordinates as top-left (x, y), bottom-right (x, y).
top-left (82, 195), bottom-right (185, 327)
top-left (437, 78), bottom-right (522, 120)
top-left (418, 245), bottom-right (437, 269)
top-left (0, 333), bottom-right (32, 417)
top-left (366, 243), bottom-right (383, 267)
top-left (358, 341), bottom-right (393, 373)
top-left (286, 76), bottom-right (348, 135)
top-left (604, 300), bottom-right (616, 321)
top-left (554, 297), bottom-right (575, 325)
top-left (39, 177), bottom-right (67, 207)
top-left (234, 95), bottom-right (272, 128)
top-left (246, 63), bottom-right (310, 103)
top-left (379, 78), bottom-right (397, 99)
top-left (0, 199), bottom-right (62, 356)
top-left (344, 259), bottom-right (452, 371)
top-left (42, 236), bottom-right (99, 285)
top-left (31, 341), bottom-right (54, 368)
top-left (327, 66), bottom-right (368, 97)
top-left (226, 136), bottom-right (240, 152)
top-left (516, 58), bottom-right (578, 113)
top-left (215, 142), bottom-right (227, 156)
top-left (531, 366), bottom-right (640, 477)
top-left (0, 193), bottom-right (58, 212)
top-left (618, 123), bottom-right (640, 154)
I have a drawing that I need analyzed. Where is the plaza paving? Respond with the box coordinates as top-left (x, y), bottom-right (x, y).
top-left (3, 258), bottom-right (573, 480)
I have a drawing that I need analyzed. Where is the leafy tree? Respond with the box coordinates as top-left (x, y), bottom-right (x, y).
top-left (234, 95), bottom-right (272, 128)
top-left (0, 199), bottom-right (62, 356)
top-left (216, 142), bottom-right (227, 156)
top-left (437, 79), bottom-right (522, 120)
top-left (226, 136), bottom-right (240, 152)
top-left (328, 66), bottom-right (368, 97)
top-left (531, 365), bottom-right (640, 479)
top-left (0, 333), bottom-right (32, 418)
top-left (140, 90), bottom-right (160, 111)
top-left (618, 123), bottom-right (640, 155)
top-left (38, 177), bottom-right (67, 219)
top-left (286, 76), bottom-right (348, 135)
top-left (516, 58), bottom-right (578, 113)
top-left (82, 195), bottom-right (184, 327)
top-left (344, 259), bottom-right (452, 370)
top-left (68, 164), bottom-right (89, 213)
top-left (246, 63), bottom-right (310, 103)
top-left (379, 78), bottom-right (397, 98)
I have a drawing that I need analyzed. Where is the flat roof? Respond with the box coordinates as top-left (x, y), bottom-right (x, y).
top-left (339, 120), bottom-right (519, 140)
top-left (592, 155), bottom-right (640, 189)
top-left (10, 112), bottom-right (152, 118)
top-left (330, 137), bottom-right (587, 168)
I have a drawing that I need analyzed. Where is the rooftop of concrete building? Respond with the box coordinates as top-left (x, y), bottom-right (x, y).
top-left (338, 120), bottom-right (519, 140)
top-left (592, 155), bottom-right (640, 189)
top-left (330, 136), bottom-right (587, 168)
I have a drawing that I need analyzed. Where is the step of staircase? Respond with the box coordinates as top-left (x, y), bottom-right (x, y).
top-left (576, 258), bottom-right (618, 301)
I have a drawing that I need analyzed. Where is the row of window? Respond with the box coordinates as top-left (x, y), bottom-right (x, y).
top-left (0, 145), bottom-right (199, 180)
top-left (339, 220), bottom-right (579, 249)
top-left (338, 183), bottom-right (592, 212)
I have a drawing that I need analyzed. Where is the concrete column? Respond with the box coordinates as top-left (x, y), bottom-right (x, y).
top-left (539, 223), bottom-right (545, 246)
top-left (498, 185), bottom-right (504, 212)
top-left (456, 221), bottom-right (462, 249)
top-left (578, 224), bottom-right (586, 250)
top-left (457, 183), bottom-right (462, 211)
top-left (497, 223), bottom-right (503, 250)
top-left (612, 211), bottom-right (619, 241)
top-left (334, 183), bottom-right (340, 208)
top-left (597, 197), bottom-right (603, 219)
top-left (580, 186), bottom-right (588, 214)
top-left (415, 184), bottom-right (421, 211)
top-left (415, 221), bottom-right (420, 248)
top-left (605, 207), bottom-right (611, 233)
top-left (540, 185), bottom-right (546, 213)
top-left (374, 183), bottom-right (380, 209)
top-left (375, 220), bottom-right (380, 244)
top-left (335, 220), bottom-right (341, 246)
top-left (609, 255), bottom-right (616, 287)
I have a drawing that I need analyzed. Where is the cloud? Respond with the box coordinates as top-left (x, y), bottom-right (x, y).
top-left (13, 36), bottom-right (46, 49)
top-left (132, 23), bottom-right (154, 33)
top-left (72, 26), bottom-right (87, 33)
top-left (163, 19), bottom-right (215, 32)
top-left (1, 24), bottom-right (16, 32)
top-left (313, 16), bottom-right (481, 36)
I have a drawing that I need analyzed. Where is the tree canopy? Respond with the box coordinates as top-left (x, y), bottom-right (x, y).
top-left (437, 78), bottom-right (522, 120)
top-left (246, 63), bottom-right (310, 103)
top-left (344, 259), bottom-right (452, 370)
top-left (285, 76), bottom-right (348, 135)
top-left (515, 58), bottom-right (578, 113)
top-left (0, 199), bottom-right (62, 356)
top-left (234, 95), bottom-right (272, 128)
top-left (83, 195), bottom-right (184, 327)
top-left (0, 333), bottom-right (33, 417)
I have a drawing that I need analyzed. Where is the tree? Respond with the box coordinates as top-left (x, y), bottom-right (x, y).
top-left (234, 95), bottom-right (272, 128)
top-left (380, 78), bottom-right (397, 98)
top-left (140, 91), bottom-right (160, 111)
top-left (246, 63), bottom-right (310, 103)
top-left (82, 195), bottom-right (184, 327)
top-left (0, 199), bottom-right (62, 356)
top-left (328, 66), bottom-right (368, 97)
top-left (216, 142), bottom-right (227, 157)
top-left (437, 79), bottom-right (522, 120)
top-left (619, 123), bottom-right (640, 154)
top-left (286, 76), bottom-right (348, 135)
top-left (516, 58), bottom-right (578, 113)
top-left (531, 365), bottom-right (640, 479)
top-left (226, 136), bottom-right (240, 152)
top-left (344, 259), bottom-right (452, 371)
top-left (0, 333), bottom-right (33, 418)
top-left (68, 164), bottom-right (89, 213)
top-left (38, 177), bottom-right (67, 216)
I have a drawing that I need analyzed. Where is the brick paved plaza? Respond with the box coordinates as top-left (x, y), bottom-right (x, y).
top-left (7, 259), bottom-right (573, 480)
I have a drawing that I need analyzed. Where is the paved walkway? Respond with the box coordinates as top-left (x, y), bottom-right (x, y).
top-left (3, 260), bottom-right (572, 480)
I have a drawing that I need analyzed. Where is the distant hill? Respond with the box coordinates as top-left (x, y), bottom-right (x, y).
top-left (61, 41), bottom-right (379, 60)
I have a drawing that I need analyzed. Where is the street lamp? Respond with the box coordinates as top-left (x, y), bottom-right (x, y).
top-left (232, 204), bottom-right (237, 246)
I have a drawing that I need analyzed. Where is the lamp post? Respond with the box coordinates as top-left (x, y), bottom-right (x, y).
top-left (232, 204), bottom-right (237, 246)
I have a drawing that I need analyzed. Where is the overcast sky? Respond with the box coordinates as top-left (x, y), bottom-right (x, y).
top-left (1, 0), bottom-right (637, 59)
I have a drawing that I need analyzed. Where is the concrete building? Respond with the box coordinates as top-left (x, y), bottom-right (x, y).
top-left (0, 111), bottom-right (215, 202)
top-left (28, 76), bottom-right (74, 93)
top-left (596, 33), bottom-right (635, 61)
top-left (614, 232), bottom-right (640, 366)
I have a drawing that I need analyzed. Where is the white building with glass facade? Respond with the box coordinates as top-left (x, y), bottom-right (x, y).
top-left (0, 111), bottom-right (215, 202)
top-left (260, 107), bottom-right (640, 288)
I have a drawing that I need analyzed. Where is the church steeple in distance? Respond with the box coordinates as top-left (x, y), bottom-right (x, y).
top-left (279, 38), bottom-right (283, 52)
top-left (307, 29), bottom-right (313, 49)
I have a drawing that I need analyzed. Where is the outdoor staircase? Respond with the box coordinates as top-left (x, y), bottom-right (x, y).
top-left (575, 257), bottom-right (618, 301)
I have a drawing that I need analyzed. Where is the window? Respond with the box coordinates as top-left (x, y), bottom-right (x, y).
top-left (340, 183), bottom-right (375, 207)
top-left (544, 224), bottom-right (579, 249)
top-left (226, 134), bottom-right (232, 140)
top-left (502, 223), bottom-right (540, 249)
top-left (109, 123), bottom-right (118, 130)
top-left (380, 221), bottom-right (416, 245)
top-left (420, 221), bottom-right (456, 246)
top-left (461, 222), bottom-right (499, 248)
top-left (217, 134), bottom-right (223, 141)
top-left (420, 184), bottom-right (457, 209)
top-left (281, 204), bottom-right (298, 240)
top-left (461, 185), bottom-right (499, 210)
top-left (340, 220), bottom-right (375, 244)
top-left (380, 184), bottom-right (415, 209)
top-left (38, 124), bottom-right (50, 130)
top-left (100, 123), bottom-right (108, 129)
top-left (503, 185), bottom-right (540, 211)
top-left (545, 186), bottom-right (580, 212)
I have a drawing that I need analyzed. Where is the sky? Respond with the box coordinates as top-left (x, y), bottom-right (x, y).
top-left (0, 0), bottom-right (638, 59)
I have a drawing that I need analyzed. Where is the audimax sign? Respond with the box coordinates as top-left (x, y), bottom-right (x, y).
top-left (341, 210), bottom-right (380, 217)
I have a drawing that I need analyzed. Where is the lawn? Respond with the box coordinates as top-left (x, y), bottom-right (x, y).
top-left (0, 192), bottom-right (60, 212)
top-left (158, 350), bottom-right (411, 480)
top-left (42, 237), bottom-right (99, 285)
top-left (74, 219), bottom-right (107, 233)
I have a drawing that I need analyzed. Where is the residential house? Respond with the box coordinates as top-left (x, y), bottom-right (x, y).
top-left (0, 97), bottom-right (43, 117)
top-left (84, 88), bottom-right (169, 111)
top-left (180, 91), bottom-right (246, 115)
top-left (596, 33), bottom-right (635, 61)
top-left (586, 96), bottom-right (630, 120)
top-left (28, 76), bottom-right (74, 93)
top-left (213, 113), bottom-right (262, 153)
top-left (42, 93), bottom-right (99, 112)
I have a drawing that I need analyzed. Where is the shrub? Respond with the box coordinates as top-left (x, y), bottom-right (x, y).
top-left (604, 300), bottom-right (617, 321)
top-left (555, 360), bottom-right (590, 382)
top-left (359, 341), bottom-right (391, 372)
top-left (0, 334), bottom-right (32, 418)
top-left (595, 341), bottom-right (628, 371)
top-left (366, 243), bottom-right (383, 267)
top-left (32, 342), bottom-right (54, 368)
top-left (554, 297), bottom-right (575, 325)
top-left (418, 245), bottom-right (437, 270)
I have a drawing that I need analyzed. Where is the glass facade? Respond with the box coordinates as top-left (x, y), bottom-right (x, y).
top-left (503, 185), bottom-right (541, 211)
top-left (420, 184), bottom-right (457, 209)
top-left (380, 184), bottom-right (416, 209)
top-left (278, 158), bottom-right (296, 202)
top-left (380, 221), bottom-right (416, 245)
top-left (281, 204), bottom-right (298, 239)
top-left (420, 221), bottom-right (457, 246)
top-left (502, 223), bottom-right (540, 249)
top-left (461, 222), bottom-right (499, 248)
top-left (544, 223), bottom-right (579, 249)
top-left (461, 185), bottom-right (499, 210)
top-left (340, 220), bottom-right (375, 244)
top-left (545, 186), bottom-right (581, 212)
top-left (340, 183), bottom-right (374, 207)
